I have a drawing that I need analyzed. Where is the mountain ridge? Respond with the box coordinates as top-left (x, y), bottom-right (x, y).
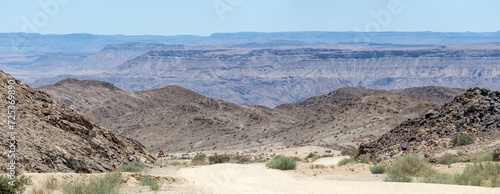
top-left (0, 71), bottom-right (155, 173)
top-left (38, 79), bottom-right (457, 153)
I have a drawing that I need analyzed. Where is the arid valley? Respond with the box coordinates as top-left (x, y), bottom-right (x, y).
top-left (2, 1), bottom-right (500, 193)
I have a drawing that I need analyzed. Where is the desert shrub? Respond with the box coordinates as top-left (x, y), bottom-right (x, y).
top-left (139, 175), bottom-right (160, 191)
top-left (118, 164), bottom-right (145, 173)
top-left (62, 172), bottom-right (123, 194)
top-left (44, 178), bottom-right (59, 190)
top-left (191, 153), bottom-right (207, 166)
top-left (309, 164), bottom-right (326, 169)
top-left (266, 156), bottom-right (297, 170)
top-left (341, 149), bottom-right (356, 156)
top-left (385, 168), bottom-right (413, 182)
top-left (390, 155), bottom-right (434, 177)
top-left (358, 156), bottom-right (373, 164)
top-left (475, 153), bottom-right (493, 163)
top-left (451, 133), bottom-right (474, 146)
top-left (231, 155), bottom-right (252, 164)
top-left (453, 162), bottom-right (500, 187)
top-left (421, 173), bottom-right (453, 185)
top-left (321, 154), bottom-right (334, 158)
top-left (370, 166), bottom-right (386, 174)
top-left (0, 168), bottom-right (32, 193)
top-left (208, 154), bottom-right (230, 164)
top-left (385, 155), bottom-right (436, 182)
top-left (338, 158), bottom-right (355, 166)
top-left (445, 157), bottom-right (460, 165)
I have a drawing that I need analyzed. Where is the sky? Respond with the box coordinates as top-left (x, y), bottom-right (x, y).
top-left (0, 0), bottom-right (499, 36)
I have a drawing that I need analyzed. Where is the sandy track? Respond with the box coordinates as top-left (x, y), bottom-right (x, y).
top-left (178, 163), bottom-right (500, 194)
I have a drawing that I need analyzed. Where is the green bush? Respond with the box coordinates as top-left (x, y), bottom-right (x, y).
top-left (266, 156), bottom-right (297, 170)
top-left (0, 168), bottom-right (32, 193)
top-left (370, 166), bottom-right (386, 174)
top-left (445, 157), bottom-right (460, 165)
top-left (139, 175), bottom-right (160, 191)
top-left (358, 156), bottom-right (373, 164)
top-left (385, 155), bottom-right (435, 182)
top-left (338, 158), bottom-right (355, 166)
top-left (118, 164), bottom-right (145, 173)
top-left (475, 153), bottom-right (493, 163)
top-left (453, 162), bottom-right (500, 187)
top-left (62, 172), bottom-right (123, 194)
top-left (422, 162), bottom-right (500, 187)
top-left (451, 133), bottom-right (474, 146)
top-left (208, 154), bottom-right (230, 164)
top-left (191, 153), bottom-right (207, 166)
top-left (421, 172), bottom-right (453, 185)
top-left (385, 168), bottom-right (413, 182)
top-left (390, 155), bottom-right (435, 177)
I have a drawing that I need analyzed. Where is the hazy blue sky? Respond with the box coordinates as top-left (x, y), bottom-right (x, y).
top-left (1, 0), bottom-right (499, 36)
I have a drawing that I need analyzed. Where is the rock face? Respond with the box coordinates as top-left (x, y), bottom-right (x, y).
top-left (358, 87), bottom-right (500, 160)
top-left (34, 45), bottom-right (500, 107)
top-left (0, 71), bottom-right (155, 173)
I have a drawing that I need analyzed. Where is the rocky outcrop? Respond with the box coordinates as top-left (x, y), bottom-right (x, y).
top-left (0, 71), bottom-right (155, 173)
top-left (358, 87), bottom-right (500, 160)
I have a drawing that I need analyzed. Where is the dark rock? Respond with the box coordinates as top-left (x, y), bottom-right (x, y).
top-left (357, 87), bottom-right (500, 159)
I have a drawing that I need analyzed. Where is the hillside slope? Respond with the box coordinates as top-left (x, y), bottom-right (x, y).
top-left (358, 87), bottom-right (500, 160)
top-left (0, 71), bottom-right (155, 173)
top-left (39, 80), bottom-right (448, 153)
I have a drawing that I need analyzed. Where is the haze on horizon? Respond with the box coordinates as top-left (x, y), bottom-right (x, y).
top-left (1, 0), bottom-right (499, 36)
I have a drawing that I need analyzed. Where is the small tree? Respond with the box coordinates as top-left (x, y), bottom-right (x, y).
top-left (0, 168), bottom-right (32, 193)
top-left (451, 133), bottom-right (474, 146)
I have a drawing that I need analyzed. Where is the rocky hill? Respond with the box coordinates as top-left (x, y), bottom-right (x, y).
top-left (0, 71), bottom-right (155, 173)
top-left (358, 87), bottom-right (500, 160)
top-left (38, 78), bottom-right (209, 123)
top-left (277, 86), bottom-right (464, 118)
top-left (38, 79), bottom-right (299, 152)
top-left (281, 94), bottom-right (440, 149)
top-left (38, 79), bottom-right (450, 153)
top-left (278, 86), bottom-right (464, 109)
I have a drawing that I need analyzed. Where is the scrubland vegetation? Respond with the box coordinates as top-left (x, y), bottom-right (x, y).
top-left (266, 156), bottom-right (297, 170)
top-left (383, 154), bottom-right (500, 187)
